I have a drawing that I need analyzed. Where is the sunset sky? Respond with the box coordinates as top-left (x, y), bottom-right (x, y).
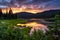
top-left (0, 0), bottom-right (60, 13)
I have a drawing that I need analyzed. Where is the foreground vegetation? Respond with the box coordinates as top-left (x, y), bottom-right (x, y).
top-left (0, 19), bottom-right (27, 27)
top-left (0, 14), bottom-right (60, 40)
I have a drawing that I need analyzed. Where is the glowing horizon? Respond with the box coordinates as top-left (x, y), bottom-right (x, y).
top-left (2, 7), bottom-right (45, 14)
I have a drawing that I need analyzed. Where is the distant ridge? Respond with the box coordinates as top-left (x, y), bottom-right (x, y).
top-left (16, 9), bottom-right (60, 18)
top-left (36, 10), bottom-right (60, 18)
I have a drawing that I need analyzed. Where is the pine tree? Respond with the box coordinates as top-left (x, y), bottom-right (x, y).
top-left (0, 8), bottom-right (3, 19)
top-left (9, 8), bottom-right (13, 15)
top-left (9, 8), bottom-right (13, 19)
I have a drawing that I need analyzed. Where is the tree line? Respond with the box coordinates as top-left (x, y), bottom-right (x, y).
top-left (0, 8), bottom-right (17, 19)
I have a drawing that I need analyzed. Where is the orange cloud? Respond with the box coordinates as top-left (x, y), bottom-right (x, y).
top-left (2, 6), bottom-right (45, 14)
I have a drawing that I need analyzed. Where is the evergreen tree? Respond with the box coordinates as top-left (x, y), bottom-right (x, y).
top-left (9, 8), bottom-right (13, 15)
top-left (9, 8), bottom-right (13, 19)
top-left (0, 8), bottom-right (3, 19)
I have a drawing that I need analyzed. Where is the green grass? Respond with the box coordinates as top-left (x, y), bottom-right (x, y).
top-left (0, 19), bottom-right (27, 27)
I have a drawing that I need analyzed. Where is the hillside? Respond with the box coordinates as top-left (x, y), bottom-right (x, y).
top-left (16, 10), bottom-right (60, 18)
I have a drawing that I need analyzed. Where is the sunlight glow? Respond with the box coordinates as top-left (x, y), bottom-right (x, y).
top-left (2, 7), bottom-right (45, 14)
top-left (17, 22), bottom-right (48, 34)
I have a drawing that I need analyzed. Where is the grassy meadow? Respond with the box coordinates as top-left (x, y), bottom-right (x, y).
top-left (0, 14), bottom-right (60, 40)
top-left (0, 19), bottom-right (27, 27)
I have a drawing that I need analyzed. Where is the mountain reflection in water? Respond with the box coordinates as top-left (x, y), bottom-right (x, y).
top-left (17, 21), bottom-right (48, 35)
top-left (26, 22), bottom-right (48, 35)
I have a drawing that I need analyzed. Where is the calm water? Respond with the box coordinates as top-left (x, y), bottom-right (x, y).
top-left (17, 18), bottom-right (49, 34)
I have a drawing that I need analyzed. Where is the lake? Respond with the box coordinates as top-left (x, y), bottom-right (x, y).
top-left (17, 18), bottom-right (49, 34)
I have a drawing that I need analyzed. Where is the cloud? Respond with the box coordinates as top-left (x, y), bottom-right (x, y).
top-left (0, 0), bottom-right (11, 3)
top-left (0, 5), bottom-right (8, 8)
top-left (3, 0), bottom-right (52, 4)
top-left (31, 0), bottom-right (52, 4)
top-left (41, 0), bottom-right (60, 9)
top-left (0, 0), bottom-right (60, 10)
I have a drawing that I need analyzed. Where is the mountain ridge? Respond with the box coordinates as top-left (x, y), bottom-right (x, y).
top-left (16, 9), bottom-right (60, 18)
